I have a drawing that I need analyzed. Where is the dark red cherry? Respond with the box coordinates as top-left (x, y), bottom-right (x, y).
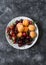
top-left (6, 27), bottom-right (11, 33)
top-left (18, 40), bottom-right (22, 44)
top-left (16, 20), bottom-right (20, 24)
top-left (22, 33), bottom-right (27, 37)
top-left (27, 42), bottom-right (31, 45)
top-left (20, 19), bottom-right (23, 23)
top-left (15, 28), bottom-right (18, 34)
top-left (9, 30), bottom-right (13, 35)
top-left (12, 33), bottom-right (16, 37)
top-left (14, 40), bottom-right (16, 44)
top-left (9, 34), bottom-right (12, 39)
top-left (26, 36), bottom-right (30, 39)
top-left (18, 43), bottom-right (23, 47)
top-left (29, 21), bottom-right (32, 24)
top-left (9, 25), bottom-right (14, 30)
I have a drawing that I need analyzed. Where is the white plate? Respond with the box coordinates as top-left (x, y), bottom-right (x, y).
top-left (5, 16), bottom-right (39, 50)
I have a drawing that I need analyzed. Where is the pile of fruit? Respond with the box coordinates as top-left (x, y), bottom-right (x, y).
top-left (6, 19), bottom-right (37, 47)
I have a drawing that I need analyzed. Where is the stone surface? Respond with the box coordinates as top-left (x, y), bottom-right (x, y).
top-left (0, 0), bottom-right (46, 65)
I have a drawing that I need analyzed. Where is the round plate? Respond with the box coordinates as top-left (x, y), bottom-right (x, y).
top-left (5, 16), bottom-right (39, 50)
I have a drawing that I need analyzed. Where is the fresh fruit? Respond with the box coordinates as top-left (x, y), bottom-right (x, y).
top-left (20, 19), bottom-right (23, 23)
top-left (29, 21), bottom-right (32, 24)
top-left (12, 33), bottom-right (16, 37)
top-left (26, 36), bottom-right (30, 39)
top-left (30, 31), bottom-right (37, 38)
top-left (17, 23), bottom-right (24, 32)
top-left (22, 33), bottom-right (27, 37)
top-left (16, 20), bottom-right (20, 24)
top-left (9, 30), bottom-right (13, 35)
top-left (14, 40), bottom-right (16, 44)
top-left (6, 18), bottom-right (37, 47)
top-left (12, 37), bottom-right (15, 41)
top-left (16, 23), bottom-right (22, 28)
top-left (9, 30), bottom-right (15, 36)
top-left (18, 40), bottom-right (22, 44)
top-left (9, 34), bottom-right (12, 39)
top-left (24, 27), bottom-right (28, 32)
top-left (17, 32), bottom-right (22, 37)
top-left (6, 27), bottom-right (11, 33)
top-left (18, 43), bottom-right (23, 47)
top-left (23, 19), bottom-right (29, 26)
top-left (15, 28), bottom-right (18, 34)
top-left (9, 25), bottom-right (14, 30)
top-left (27, 42), bottom-right (31, 45)
top-left (28, 25), bottom-right (36, 31)
top-left (18, 25), bottom-right (24, 32)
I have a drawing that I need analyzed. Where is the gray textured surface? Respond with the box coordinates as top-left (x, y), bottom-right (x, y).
top-left (0, 0), bottom-right (46, 65)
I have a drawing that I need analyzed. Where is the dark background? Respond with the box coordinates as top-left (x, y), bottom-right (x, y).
top-left (0, 0), bottom-right (46, 65)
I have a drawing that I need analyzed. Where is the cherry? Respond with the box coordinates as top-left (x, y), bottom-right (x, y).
top-left (10, 30), bottom-right (15, 37)
top-left (15, 28), bottom-right (18, 34)
top-left (20, 19), bottom-right (23, 23)
top-left (8, 34), bottom-right (12, 39)
top-left (9, 25), bottom-right (14, 30)
top-left (10, 30), bottom-right (13, 35)
top-left (9, 37), bottom-right (12, 39)
top-left (26, 36), bottom-right (30, 39)
top-left (6, 27), bottom-right (11, 33)
top-left (16, 20), bottom-right (20, 24)
top-left (22, 33), bottom-right (27, 37)
top-left (14, 40), bottom-right (16, 44)
top-left (12, 33), bottom-right (16, 37)
top-left (27, 42), bottom-right (31, 45)
top-left (18, 43), bottom-right (23, 47)
top-left (18, 40), bottom-right (22, 44)
top-left (18, 40), bottom-right (23, 47)
top-left (29, 21), bottom-right (32, 24)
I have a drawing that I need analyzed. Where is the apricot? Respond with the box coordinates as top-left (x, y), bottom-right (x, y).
top-left (23, 19), bottom-right (29, 26)
top-left (17, 32), bottom-right (22, 37)
top-left (16, 23), bottom-right (24, 32)
top-left (30, 31), bottom-right (37, 38)
top-left (28, 25), bottom-right (36, 31)
top-left (24, 27), bottom-right (28, 32)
